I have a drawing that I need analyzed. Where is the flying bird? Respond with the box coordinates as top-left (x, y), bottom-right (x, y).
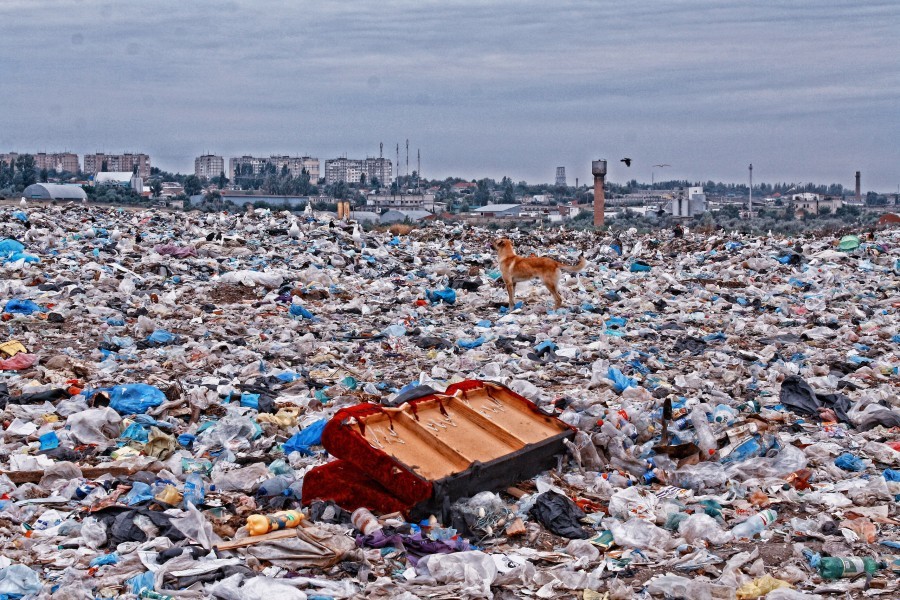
top-left (621, 158), bottom-right (632, 167)
top-left (653, 164), bottom-right (671, 168)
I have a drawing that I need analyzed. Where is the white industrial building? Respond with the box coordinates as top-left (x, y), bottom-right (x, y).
top-left (667, 187), bottom-right (707, 218)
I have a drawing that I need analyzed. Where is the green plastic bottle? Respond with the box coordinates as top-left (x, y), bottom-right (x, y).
top-left (818, 556), bottom-right (883, 579)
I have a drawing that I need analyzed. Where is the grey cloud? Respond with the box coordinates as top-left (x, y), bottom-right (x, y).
top-left (0, 0), bottom-right (897, 189)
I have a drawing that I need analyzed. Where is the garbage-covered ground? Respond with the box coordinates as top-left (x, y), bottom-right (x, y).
top-left (0, 203), bottom-right (898, 600)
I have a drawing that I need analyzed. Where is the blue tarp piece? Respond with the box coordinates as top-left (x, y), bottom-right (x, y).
top-left (276, 371), bottom-right (302, 382)
top-left (3, 299), bottom-right (45, 314)
top-left (283, 419), bottom-right (328, 456)
top-left (12, 211), bottom-right (28, 222)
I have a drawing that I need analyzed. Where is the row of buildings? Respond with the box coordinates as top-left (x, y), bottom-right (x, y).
top-left (1, 151), bottom-right (151, 178)
top-left (195, 154), bottom-right (393, 186)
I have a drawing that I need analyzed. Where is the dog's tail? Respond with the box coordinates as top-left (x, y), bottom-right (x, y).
top-left (559, 254), bottom-right (586, 273)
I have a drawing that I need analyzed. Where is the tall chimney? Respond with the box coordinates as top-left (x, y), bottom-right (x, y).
top-left (855, 171), bottom-right (861, 202)
top-left (592, 159), bottom-right (607, 227)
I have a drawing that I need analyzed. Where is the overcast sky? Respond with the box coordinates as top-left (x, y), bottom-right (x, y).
top-left (1, 1), bottom-right (897, 191)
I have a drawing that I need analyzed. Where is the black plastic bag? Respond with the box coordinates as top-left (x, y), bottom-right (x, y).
top-left (530, 491), bottom-right (589, 539)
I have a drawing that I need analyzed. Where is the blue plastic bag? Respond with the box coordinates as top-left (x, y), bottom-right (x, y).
top-left (89, 553), bottom-right (119, 567)
top-left (146, 330), bottom-right (176, 345)
top-left (105, 383), bottom-right (166, 415)
top-left (126, 571), bottom-right (154, 595)
top-left (4, 252), bottom-right (40, 264)
top-left (290, 304), bottom-right (314, 319)
top-left (629, 261), bottom-right (651, 272)
top-left (882, 469), bottom-right (900, 482)
top-left (457, 336), bottom-right (486, 349)
top-left (240, 393), bottom-right (260, 410)
top-left (39, 432), bottom-right (59, 451)
top-left (835, 452), bottom-right (865, 472)
top-left (0, 239), bottom-right (25, 256)
top-left (499, 301), bottom-right (523, 314)
top-left (3, 299), bottom-right (45, 315)
top-left (283, 419), bottom-right (328, 456)
top-left (426, 288), bottom-right (457, 305)
top-left (607, 367), bottom-right (637, 393)
top-left (605, 316), bottom-right (627, 329)
top-left (121, 423), bottom-right (150, 443)
top-left (125, 482), bottom-right (153, 506)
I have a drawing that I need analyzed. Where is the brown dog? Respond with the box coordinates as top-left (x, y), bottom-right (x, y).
top-left (492, 238), bottom-right (586, 309)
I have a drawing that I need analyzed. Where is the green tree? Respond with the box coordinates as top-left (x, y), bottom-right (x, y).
top-left (150, 179), bottom-right (163, 198)
top-left (14, 155), bottom-right (36, 190)
top-left (183, 175), bottom-right (202, 196)
top-left (217, 171), bottom-right (228, 189)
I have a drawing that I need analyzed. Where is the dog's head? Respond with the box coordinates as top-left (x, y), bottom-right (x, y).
top-left (492, 238), bottom-right (513, 253)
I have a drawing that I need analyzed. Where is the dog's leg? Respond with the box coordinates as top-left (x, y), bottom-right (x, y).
top-left (546, 275), bottom-right (563, 308)
top-left (506, 280), bottom-right (516, 309)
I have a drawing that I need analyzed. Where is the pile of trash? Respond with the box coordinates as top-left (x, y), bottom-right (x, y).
top-left (0, 202), bottom-right (897, 599)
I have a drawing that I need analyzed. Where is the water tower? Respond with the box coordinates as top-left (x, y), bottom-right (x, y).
top-left (592, 159), bottom-right (607, 227)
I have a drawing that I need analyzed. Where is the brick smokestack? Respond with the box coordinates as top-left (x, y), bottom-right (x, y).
top-left (855, 171), bottom-right (861, 202)
top-left (592, 159), bottom-right (607, 227)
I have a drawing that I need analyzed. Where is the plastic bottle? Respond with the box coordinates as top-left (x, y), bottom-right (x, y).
top-left (246, 510), bottom-right (305, 536)
top-left (183, 473), bottom-right (205, 508)
top-left (351, 507), bottom-right (382, 535)
top-left (731, 509), bottom-right (777, 539)
top-left (818, 556), bottom-right (883, 579)
top-left (257, 476), bottom-right (291, 497)
top-left (690, 406), bottom-right (718, 457)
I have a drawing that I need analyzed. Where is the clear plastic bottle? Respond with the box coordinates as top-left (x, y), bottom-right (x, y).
top-left (183, 473), bottom-right (206, 508)
top-left (690, 406), bottom-right (718, 457)
top-left (731, 509), bottom-right (777, 539)
top-left (257, 476), bottom-right (291, 497)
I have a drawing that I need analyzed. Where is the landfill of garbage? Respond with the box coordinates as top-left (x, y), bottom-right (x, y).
top-left (0, 202), bottom-right (898, 599)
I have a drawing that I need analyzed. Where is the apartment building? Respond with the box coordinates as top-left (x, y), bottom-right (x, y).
top-left (194, 154), bottom-right (225, 179)
top-left (83, 153), bottom-right (151, 178)
top-left (324, 157), bottom-right (392, 186)
top-left (0, 152), bottom-right (80, 173)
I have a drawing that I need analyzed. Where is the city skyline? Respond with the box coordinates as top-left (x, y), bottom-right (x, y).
top-left (1, 1), bottom-right (897, 191)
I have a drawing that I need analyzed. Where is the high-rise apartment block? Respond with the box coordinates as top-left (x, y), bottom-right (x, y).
top-left (194, 154), bottom-right (225, 180)
top-left (83, 153), bottom-right (151, 178)
top-left (229, 155), bottom-right (320, 182)
top-left (324, 157), bottom-right (392, 185)
top-left (1, 152), bottom-right (80, 173)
